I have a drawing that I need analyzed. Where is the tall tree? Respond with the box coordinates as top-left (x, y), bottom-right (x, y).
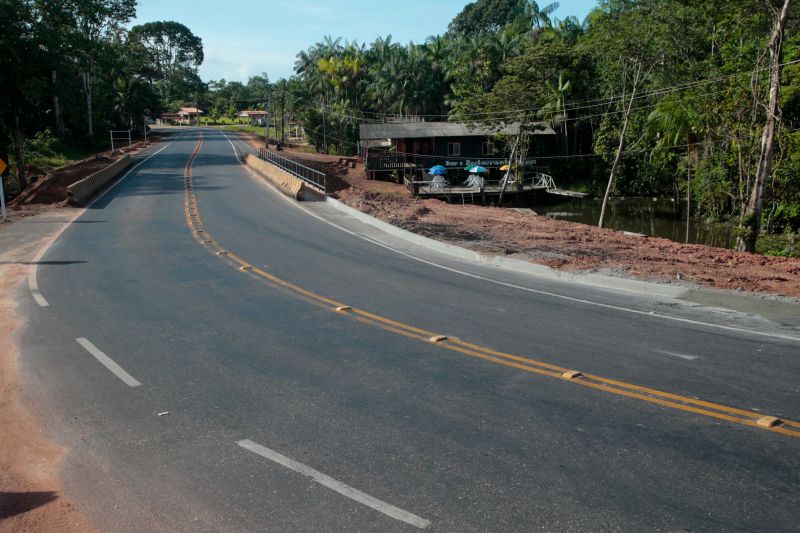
top-left (128, 21), bottom-right (204, 104)
top-left (737, 0), bottom-right (792, 252)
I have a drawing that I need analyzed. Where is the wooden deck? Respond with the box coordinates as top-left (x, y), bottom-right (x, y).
top-left (405, 174), bottom-right (587, 203)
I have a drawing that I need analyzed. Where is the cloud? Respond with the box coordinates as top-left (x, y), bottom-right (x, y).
top-left (200, 40), bottom-right (299, 81)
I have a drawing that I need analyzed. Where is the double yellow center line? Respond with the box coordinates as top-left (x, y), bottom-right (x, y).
top-left (183, 133), bottom-right (800, 439)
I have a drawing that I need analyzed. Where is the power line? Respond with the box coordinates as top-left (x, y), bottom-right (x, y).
top-left (318, 83), bottom-right (744, 129)
top-left (307, 58), bottom-right (800, 121)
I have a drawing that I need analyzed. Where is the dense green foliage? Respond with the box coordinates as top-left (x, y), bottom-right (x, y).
top-left (284, 0), bottom-right (800, 235)
top-left (0, 0), bottom-right (203, 189)
top-left (4, 0), bottom-right (799, 240)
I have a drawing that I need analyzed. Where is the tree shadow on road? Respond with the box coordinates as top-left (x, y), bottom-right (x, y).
top-left (0, 260), bottom-right (87, 265)
top-left (0, 491), bottom-right (58, 519)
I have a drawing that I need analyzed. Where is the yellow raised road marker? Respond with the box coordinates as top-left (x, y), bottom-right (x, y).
top-left (181, 134), bottom-right (800, 439)
top-left (756, 416), bottom-right (783, 428)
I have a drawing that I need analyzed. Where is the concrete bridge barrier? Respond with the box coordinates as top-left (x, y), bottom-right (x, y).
top-left (66, 155), bottom-right (134, 206)
top-left (244, 153), bottom-right (305, 200)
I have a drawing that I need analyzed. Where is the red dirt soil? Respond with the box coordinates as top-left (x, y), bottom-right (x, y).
top-left (1, 262), bottom-right (95, 533)
top-left (236, 131), bottom-right (800, 298)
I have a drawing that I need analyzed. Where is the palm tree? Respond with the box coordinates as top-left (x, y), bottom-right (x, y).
top-left (113, 73), bottom-right (150, 130)
top-left (647, 100), bottom-right (704, 241)
top-left (540, 71), bottom-right (571, 154)
top-left (524, 1), bottom-right (560, 35)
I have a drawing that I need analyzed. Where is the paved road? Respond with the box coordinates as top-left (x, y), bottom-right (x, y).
top-left (18, 129), bottom-right (800, 531)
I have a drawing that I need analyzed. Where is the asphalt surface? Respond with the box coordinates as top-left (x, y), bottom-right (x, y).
top-left (17, 129), bottom-right (800, 532)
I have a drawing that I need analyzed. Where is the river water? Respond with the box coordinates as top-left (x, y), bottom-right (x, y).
top-left (531, 197), bottom-right (736, 249)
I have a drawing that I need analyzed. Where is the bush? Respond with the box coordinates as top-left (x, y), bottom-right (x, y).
top-left (23, 128), bottom-right (58, 160)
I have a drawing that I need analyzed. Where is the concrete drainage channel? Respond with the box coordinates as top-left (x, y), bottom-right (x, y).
top-left (66, 155), bottom-right (135, 205)
top-left (245, 147), bottom-right (327, 200)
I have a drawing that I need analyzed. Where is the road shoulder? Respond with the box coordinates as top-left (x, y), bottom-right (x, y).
top-left (0, 209), bottom-right (95, 532)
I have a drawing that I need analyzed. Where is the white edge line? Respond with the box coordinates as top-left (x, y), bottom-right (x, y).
top-left (658, 350), bottom-right (700, 361)
top-left (237, 439), bottom-right (430, 529)
top-left (219, 130), bottom-right (243, 163)
top-left (31, 291), bottom-right (49, 307)
top-left (222, 131), bottom-right (800, 345)
top-left (76, 337), bottom-right (141, 387)
top-left (27, 135), bottom-right (182, 307)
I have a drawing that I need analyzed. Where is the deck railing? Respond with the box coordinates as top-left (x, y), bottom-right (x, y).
top-left (258, 147), bottom-right (327, 193)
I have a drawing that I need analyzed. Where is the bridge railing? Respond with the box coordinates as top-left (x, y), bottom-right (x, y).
top-left (531, 172), bottom-right (556, 190)
top-left (258, 147), bottom-right (327, 193)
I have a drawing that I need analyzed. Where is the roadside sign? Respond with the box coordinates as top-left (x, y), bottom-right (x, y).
top-left (0, 158), bottom-right (7, 222)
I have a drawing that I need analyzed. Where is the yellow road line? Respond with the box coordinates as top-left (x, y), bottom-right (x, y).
top-left (181, 136), bottom-right (800, 439)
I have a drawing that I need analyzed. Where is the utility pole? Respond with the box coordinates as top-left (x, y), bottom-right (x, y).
top-left (82, 71), bottom-right (94, 139)
top-left (265, 90), bottom-right (273, 148)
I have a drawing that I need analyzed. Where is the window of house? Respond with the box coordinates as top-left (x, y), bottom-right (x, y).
top-left (482, 142), bottom-right (495, 156)
top-left (447, 142), bottom-right (461, 156)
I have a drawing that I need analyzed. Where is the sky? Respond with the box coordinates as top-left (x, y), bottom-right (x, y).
top-left (131, 0), bottom-right (598, 83)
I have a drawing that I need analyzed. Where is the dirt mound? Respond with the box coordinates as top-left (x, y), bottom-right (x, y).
top-left (12, 156), bottom-right (116, 206)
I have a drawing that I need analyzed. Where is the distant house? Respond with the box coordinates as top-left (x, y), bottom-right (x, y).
top-left (178, 107), bottom-right (203, 125)
top-left (157, 112), bottom-right (182, 125)
top-left (358, 121), bottom-right (556, 180)
top-left (237, 110), bottom-right (269, 126)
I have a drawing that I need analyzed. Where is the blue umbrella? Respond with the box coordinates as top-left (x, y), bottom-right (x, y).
top-left (428, 165), bottom-right (447, 175)
top-left (467, 165), bottom-right (488, 173)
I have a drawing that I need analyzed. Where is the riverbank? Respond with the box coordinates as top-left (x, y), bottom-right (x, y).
top-left (233, 131), bottom-right (800, 299)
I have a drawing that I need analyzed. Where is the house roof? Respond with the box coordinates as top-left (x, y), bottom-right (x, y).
top-left (239, 110), bottom-right (269, 116)
top-left (358, 121), bottom-right (555, 140)
top-left (178, 107), bottom-right (203, 114)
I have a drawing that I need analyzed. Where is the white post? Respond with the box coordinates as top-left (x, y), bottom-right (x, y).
top-left (110, 130), bottom-right (115, 153)
top-left (0, 172), bottom-right (7, 223)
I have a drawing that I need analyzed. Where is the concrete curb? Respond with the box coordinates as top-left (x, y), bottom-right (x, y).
top-left (245, 153), bottom-right (305, 200)
top-left (66, 155), bottom-right (135, 206)
top-left (323, 196), bottom-right (692, 299)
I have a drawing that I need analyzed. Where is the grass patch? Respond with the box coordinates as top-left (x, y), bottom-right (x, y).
top-left (757, 232), bottom-right (799, 258)
top-left (220, 125), bottom-right (276, 137)
top-left (27, 145), bottom-right (97, 172)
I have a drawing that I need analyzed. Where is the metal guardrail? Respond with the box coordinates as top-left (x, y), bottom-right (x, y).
top-left (258, 147), bottom-right (327, 193)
